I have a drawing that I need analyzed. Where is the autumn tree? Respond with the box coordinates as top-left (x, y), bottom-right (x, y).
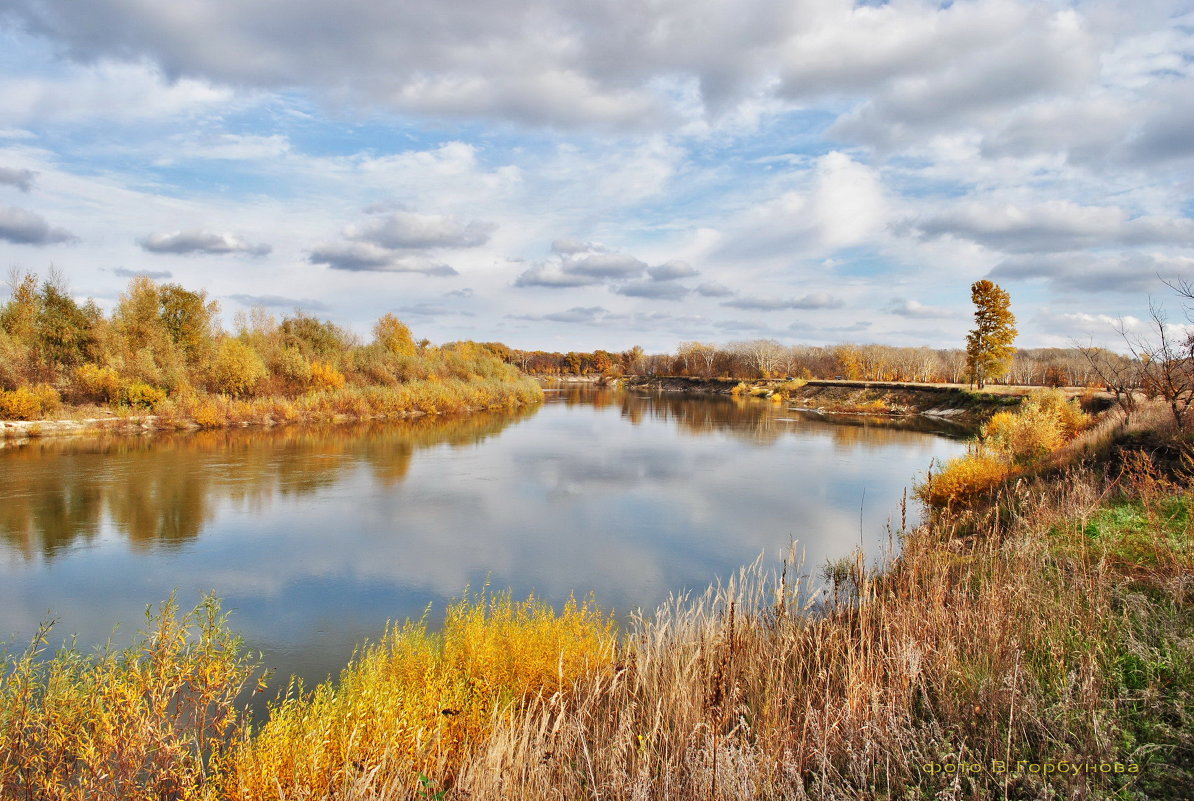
top-left (373, 313), bottom-right (416, 357)
top-left (965, 280), bottom-right (1017, 388)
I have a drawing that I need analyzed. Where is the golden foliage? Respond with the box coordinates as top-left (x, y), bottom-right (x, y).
top-left (982, 388), bottom-right (1091, 465)
top-left (207, 339), bottom-right (268, 397)
top-left (122, 381), bottom-right (168, 409)
top-left (965, 279), bottom-right (1017, 387)
top-left (0, 384), bottom-right (60, 420)
top-left (0, 597), bottom-right (255, 801)
top-left (374, 313), bottom-right (417, 357)
top-left (309, 360), bottom-right (346, 391)
top-left (915, 453), bottom-right (1010, 507)
top-left (73, 363), bottom-right (121, 403)
top-left (223, 591), bottom-right (615, 799)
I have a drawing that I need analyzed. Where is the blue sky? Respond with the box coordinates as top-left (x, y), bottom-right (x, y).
top-left (0, 0), bottom-right (1192, 351)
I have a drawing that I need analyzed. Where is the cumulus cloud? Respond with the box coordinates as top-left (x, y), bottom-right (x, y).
top-left (347, 210), bottom-right (495, 249)
top-left (139, 230), bottom-right (271, 256)
top-left (393, 302), bottom-right (475, 317)
top-left (614, 281), bottom-right (690, 301)
top-left (550, 239), bottom-right (608, 255)
top-left (721, 292), bottom-right (843, 311)
top-left (227, 294), bottom-right (330, 311)
top-left (307, 242), bottom-right (458, 275)
top-left (307, 207), bottom-right (491, 275)
top-left (716, 152), bottom-right (887, 259)
top-left (515, 242), bottom-right (647, 288)
top-left (989, 252), bottom-right (1194, 293)
top-left (0, 205), bottom-right (75, 245)
top-left (915, 201), bottom-right (1194, 254)
top-left (695, 281), bottom-right (734, 298)
top-left (824, 4), bottom-right (1098, 149)
top-left (646, 260), bottom-right (699, 281)
top-left (0, 167), bottom-right (35, 192)
top-left (510, 306), bottom-right (609, 324)
top-left (886, 298), bottom-right (953, 319)
top-left (0, 0), bottom-right (1126, 140)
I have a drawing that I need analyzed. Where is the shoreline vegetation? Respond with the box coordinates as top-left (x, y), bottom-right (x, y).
top-left (0, 271), bottom-right (1128, 440)
top-left (0, 273), bottom-right (544, 437)
top-left (2, 391), bottom-right (1191, 799)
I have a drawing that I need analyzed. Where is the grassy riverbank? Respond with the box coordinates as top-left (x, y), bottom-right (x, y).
top-left (2, 403), bottom-right (1191, 800)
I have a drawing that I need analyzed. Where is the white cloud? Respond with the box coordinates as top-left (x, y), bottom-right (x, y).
top-left (515, 243), bottom-right (647, 288)
top-left (714, 151), bottom-right (888, 259)
top-left (721, 292), bottom-right (842, 311)
top-left (307, 242), bottom-right (458, 275)
top-left (887, 298), bottom-right (953, 319)
top-left (347, 210), bottom-right (496, 250)
top-left (916, 201), bottom-right (1194, 253)
top-left (139, 229), bottom-right (271, 256)
top-left (614, 281), bottom-right (690, 301)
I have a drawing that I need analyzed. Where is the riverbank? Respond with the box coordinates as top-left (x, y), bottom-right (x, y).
top-left (0, 375), bottom-right (545, 444)
top-left (2, 401), bottom-right (1189, 800)
top-left (622, 375), bottom-right (1111, 428)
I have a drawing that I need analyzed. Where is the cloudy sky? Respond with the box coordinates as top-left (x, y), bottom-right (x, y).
top-left (0, 0), bottom-right (1191, 351)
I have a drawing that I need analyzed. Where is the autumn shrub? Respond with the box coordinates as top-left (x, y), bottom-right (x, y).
top-left (915, 452), bottom-right (1010, 508)
top-left (72, 363), bottom-right (121, 404)
top-left (309, 360), bottom-right (346, 391)
top-left (268, 345), bottom-right (312, 389)
top-left (0, 597), bottom-right (255, 801)
top-left (0, 384), bottom-right (60, 420)
top-left (982, 388), bottom-right (1090, 465)
top-left (207, 339), bottom-right (268, 397)
top-left (192, 399), bottom-right (226, 429)
top-left (374, 312), bottom-right (417, 357)
top-left (222, 592), bottom-right (614, 799)
top-left (121, 381), bottom-right (168, 409)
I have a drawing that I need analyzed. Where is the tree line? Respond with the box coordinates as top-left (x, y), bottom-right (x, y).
top-left (0, 271), bottom-right (539, 420)
top-left (508, 340), bottom-right (1134, 387)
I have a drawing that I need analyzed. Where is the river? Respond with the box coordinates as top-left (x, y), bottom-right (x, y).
top-left (0, 385), bottom-right (968, 691)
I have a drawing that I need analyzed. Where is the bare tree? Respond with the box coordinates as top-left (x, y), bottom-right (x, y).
top-left (1075, 342), bottom-right (1141, 424)
top-left (1119, 298), bottom-right (1193, 430)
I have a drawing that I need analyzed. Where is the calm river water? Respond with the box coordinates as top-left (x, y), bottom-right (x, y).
top-left (0, 386), bottom-right (967, 689)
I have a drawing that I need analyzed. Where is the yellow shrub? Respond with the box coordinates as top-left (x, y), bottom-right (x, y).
top-left (122, 382), bottom-right (167, 409)
top-left (0, 598), bottom-right (254, 801)
top-left (0, 384), bottom-right (60, 420)
top-left (916, 454), bottom-right (1010, 508)
top-left (982, 388), bottom-right (1090, 465)
top-left (192, 400), bottom-right (225, 428)
top-left (309, 360), bottom-right (346, 390)
top-left (208, 339), bottom-right (268, 397)
top-left (224, 592), bottom-right (615, 799)
top-left (73, 363), bottom-right (121, 403)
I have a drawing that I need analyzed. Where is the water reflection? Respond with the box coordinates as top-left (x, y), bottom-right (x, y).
top-left (1, 409), bottom-right (535, 560)
top-left (0, 388), bottom-right (967, 691)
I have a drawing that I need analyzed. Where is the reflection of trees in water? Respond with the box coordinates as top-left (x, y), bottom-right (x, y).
top-left (612, 390), bottom-right (969, 447)
top-left (0, 408), bottom-right (534, 560)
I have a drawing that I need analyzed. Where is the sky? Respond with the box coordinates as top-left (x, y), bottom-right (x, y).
top-left (0, 0), bottom-right (1192, 352)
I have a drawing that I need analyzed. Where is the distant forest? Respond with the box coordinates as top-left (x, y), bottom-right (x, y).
top-left (510, 341), bottom-right (1129, 387)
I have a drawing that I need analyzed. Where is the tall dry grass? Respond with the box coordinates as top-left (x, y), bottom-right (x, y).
top-left (440, 463), bottom-right (1190, 801)
top-left (3, 433), bottom-right (1190, 799)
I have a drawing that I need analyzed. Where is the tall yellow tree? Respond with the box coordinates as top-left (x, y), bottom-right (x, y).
top-left (965, 280), bottom-right (1017, 388)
